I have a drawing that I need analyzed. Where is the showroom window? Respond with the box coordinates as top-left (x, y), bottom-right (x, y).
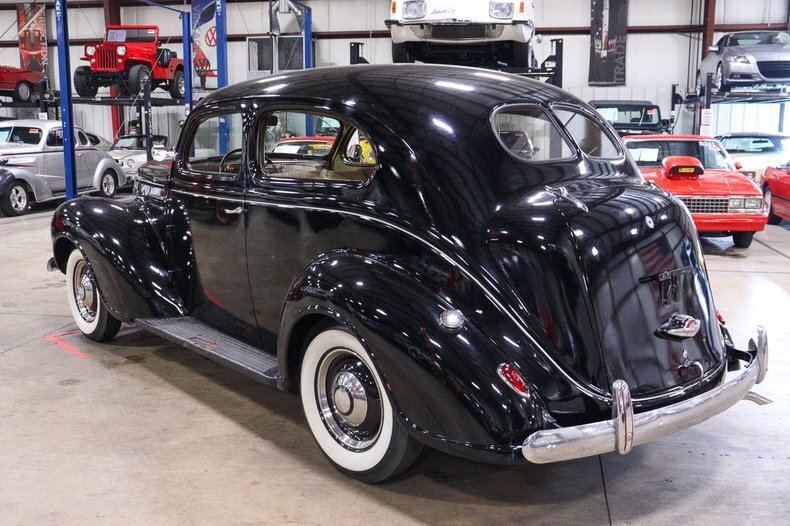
top-left (552, 108), bottom-right (621, 159)
top-left (258, 110), bottom-right (375, 183)
top-left (186, 112), bottom-right (244, 176)
top-left (493, 106), bottom-right (574, 161)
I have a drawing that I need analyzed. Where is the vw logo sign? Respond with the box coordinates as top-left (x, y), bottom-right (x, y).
top-left (645, 215), bottom-right (655, 229)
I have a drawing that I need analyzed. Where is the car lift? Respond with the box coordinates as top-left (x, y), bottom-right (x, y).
top-left (501, 39), bottom-right (564, 88)
top-left (55, 0), bottom-right (218, 199)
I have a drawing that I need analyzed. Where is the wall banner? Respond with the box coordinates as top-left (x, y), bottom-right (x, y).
top-left (17, 3), bottom-right (48, 73)
top-left (192, 0), bottom-right (219, 90)
top-left (589, 0), bottom-right (628, 86)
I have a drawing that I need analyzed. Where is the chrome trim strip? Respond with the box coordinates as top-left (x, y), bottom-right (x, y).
top-left (521, 327), bottom-right (767, 464)
top-left (169, 187), bottom-right (613, 402)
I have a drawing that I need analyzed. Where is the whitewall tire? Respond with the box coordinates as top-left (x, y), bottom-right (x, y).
top-left (300, 327), bottom-right (422, 483)
top-left (65, 250), bottom-right (121, 342)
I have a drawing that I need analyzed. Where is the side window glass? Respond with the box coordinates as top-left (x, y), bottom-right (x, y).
top-left (259, 111), bottom-right (374, 183)
top-left (186, 112), bottom-right (244, 176)
top-left (47, 129), bottom-right (63, 147)
top-left (494, 106), bottom-right (574, 161)
top-left (87, 134), bottom-right (100, 146)
top-left (553, 108), bottom-right (621, 159)
top-left (77, 131), bottom-right (89, 146)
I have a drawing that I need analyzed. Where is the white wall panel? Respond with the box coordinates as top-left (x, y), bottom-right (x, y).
top-left (716, 0), bottom-right (789, 24)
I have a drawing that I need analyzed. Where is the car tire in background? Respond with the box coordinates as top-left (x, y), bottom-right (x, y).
top-left (128, 64), bottom-right (151, 96)
top-left (0, 180), bottom-right (29, 216)
top-left (715, 63), bottom-right (730, 93)
top-left (764, 187), bottom-right (783, 225)
top-left (65, 250), bottom-right (121, 342)
top-left (512, 42), bottom-right (532, 68)
top-left (732, 231), bottom-right (755, 248)
top-left (12, 81), bottom-right (33, 103)
top-left (392, 42), bottom-right (413, 63)
top-left (97, 170), bottom-right (117, 198)
top-left (300, 325), bottom-right (422, 483)
top-left (170, 69), bottom-right (185, 100)
top-left (73, 66), bottom-right (98, 97)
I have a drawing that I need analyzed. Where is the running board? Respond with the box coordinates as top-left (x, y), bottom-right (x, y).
top-left (135, 316), bottom-right (279, 386)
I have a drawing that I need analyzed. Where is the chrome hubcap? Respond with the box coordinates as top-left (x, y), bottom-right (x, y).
top-left (102, 173), bottom-right (115, 195)
top-left (715, 66), bottom-right (723, 90)
top-left (316, 348), bottom-right (382, 451)
top-left (73, 260), bottom-right (97, 323)
top-left (765, 189), bottom-right (772, 212)
top-left (9, 186), bottom-right (27, 211)
top-left (178, 75), bottom-right (185, 96)
top-left (19, 83), bottom-right (30, 100)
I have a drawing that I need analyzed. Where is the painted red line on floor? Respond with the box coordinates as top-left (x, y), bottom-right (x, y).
top-left (44, 333), bottom-right (90, 360)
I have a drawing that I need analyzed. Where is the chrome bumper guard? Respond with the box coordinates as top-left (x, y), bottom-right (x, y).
top-left (522, 326), bottom-right (769, 464)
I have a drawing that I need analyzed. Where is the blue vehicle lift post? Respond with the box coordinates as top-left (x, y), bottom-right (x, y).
top-left (215, 0), bottom-right (230, 154)
top-left (54, 0), bottom-right (77, 200)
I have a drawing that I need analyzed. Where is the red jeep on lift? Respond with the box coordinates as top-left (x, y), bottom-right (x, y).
top-left (74, 25), bottom-right (184, 100)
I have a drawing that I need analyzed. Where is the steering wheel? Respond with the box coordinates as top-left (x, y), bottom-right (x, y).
top-left (219, 148), bottom-right (243, 173)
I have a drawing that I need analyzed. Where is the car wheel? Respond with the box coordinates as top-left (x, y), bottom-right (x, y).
top-left (12, 81), bottom-right (33, 102)
top-left (300, 326), bottom-right (422, 483)
top-left (732, 231), bottom-right (755, 248)
top-left (65, 250), bottom-right (121, 342)
top-left (73, 66), bottom-right (98, 97)
top-left (170, 69), bottom-right (185, 100)
top-left (512, 42), bottom-right (531, 68)
top-left (391, 42), bottom-right (412, 63)
top-left (714, 63), bottom-right (730, 93)
top-left (764, 188), bottom-right (782, 225)
top-left (696, 70), bottom-right (705, 96)
top-left (0, 180), bottom-right (30, 216)
top-left (128, 64), bottom-right (152, 95)
top-left (98, 170), bottom-right (117, 198)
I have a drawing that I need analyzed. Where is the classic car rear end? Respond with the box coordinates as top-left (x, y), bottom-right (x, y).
top-left (49, 65), bottom-right (768, 482)
top-left (625, 135), bottom-right (768, 248)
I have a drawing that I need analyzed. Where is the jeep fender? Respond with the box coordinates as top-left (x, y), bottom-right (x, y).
top-left (51, 197), bottom-right (185, 321)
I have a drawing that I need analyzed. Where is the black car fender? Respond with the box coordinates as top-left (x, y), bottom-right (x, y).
top-left (51, 197), bottom-right (185, 322)
top-left (277, 251), bottom-right (558, 462)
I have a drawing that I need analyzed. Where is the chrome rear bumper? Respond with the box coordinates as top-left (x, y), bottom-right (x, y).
top-left (522, 326), bottom-right (769, 463)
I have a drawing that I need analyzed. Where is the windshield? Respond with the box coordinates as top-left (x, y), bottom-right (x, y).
top-left (105, 28), bottom-right (157, 43)
top-left (718, 135), bottom-right (787, 154)
top-left (595, 105), bottom-right (661, 126)
top-left (0, 126), bottom-right (43, 145)
top-left (730, 31), bottom-right (790, 46)
top-left (627, 140), bottom-right (733, 170)
top-left (111, 135), bottom-right (167, 150)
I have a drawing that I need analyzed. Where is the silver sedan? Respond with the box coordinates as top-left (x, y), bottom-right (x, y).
top-left (697, 31), bottom-right (790, 94)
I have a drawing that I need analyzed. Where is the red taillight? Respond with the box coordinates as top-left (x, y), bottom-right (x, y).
top-left (716, 310), bottom-right (726, 326)
top-left (497, 363), bottom-right (530, 398)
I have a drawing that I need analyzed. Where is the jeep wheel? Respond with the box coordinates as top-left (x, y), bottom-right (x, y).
top-left (74, 66), bottom-right (98, 97)
top-left (128, 64), bottom-right (151, 95)
top-left (12, 81), bottom-right (33, 103)
top-left (170, 69), bottom-right (185, 100)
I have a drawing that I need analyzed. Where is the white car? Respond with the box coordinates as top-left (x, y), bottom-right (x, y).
top-left (0, 120), bottom-right (126, 216)
top-left (387, 0), bottom-right (536, 66)
top-left (717, 132), bottom-right (790, 183)
top-left (108, 134), bottom-right (169, 179)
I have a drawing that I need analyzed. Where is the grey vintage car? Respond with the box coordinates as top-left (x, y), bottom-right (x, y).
top-left (0, 120), bottom-right (125, 216)
top-left (108, 134), bottom-right (169, 180)
top-left (697, 31), bottom-right (790, 94)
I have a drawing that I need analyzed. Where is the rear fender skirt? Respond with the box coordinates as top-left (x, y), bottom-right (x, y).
top-left (51, 197), bottom-right (185, 321)
top-left (277, 251), bottom-right (560, 456)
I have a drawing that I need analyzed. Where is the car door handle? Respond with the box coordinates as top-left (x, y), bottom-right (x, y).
top-left (222, 206), bottom-right (244, 215)
top-left (76, 153), bottom-right (83, 157)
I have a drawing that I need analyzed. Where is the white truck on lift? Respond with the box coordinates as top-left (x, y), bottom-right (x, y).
top-left (386, 0), bottom-right (537, 67)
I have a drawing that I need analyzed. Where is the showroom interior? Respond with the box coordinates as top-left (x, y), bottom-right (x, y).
top-left (0, 0), bottom-right (787, 524)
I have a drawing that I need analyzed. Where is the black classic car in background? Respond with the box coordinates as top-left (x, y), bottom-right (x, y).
top-left (49, 65), bottom-right (768, 483)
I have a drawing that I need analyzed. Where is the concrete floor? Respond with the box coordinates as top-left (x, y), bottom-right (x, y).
top-left (1, 203), bottom-right (788, 525)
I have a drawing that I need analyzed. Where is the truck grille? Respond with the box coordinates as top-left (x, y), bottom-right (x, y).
top-left (95, 48), bottom-right (118, 70)
top-left (678, 196), bottom-right (729, 214)
top-left (757, 61), bottom-right (790, 79)
top-left (431, 25), bottom-right (488, 39)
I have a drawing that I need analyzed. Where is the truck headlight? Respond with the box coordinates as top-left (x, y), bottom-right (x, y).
top-left (86, 45), bottom-right (96, 56)
top-left (117, 45), bottom-right (127, 57)
top-left (489, 1), bottom-right (515, 19)
top-left (744, 197), bottom-right (762, 209)
top-left (729, 197), bottom-right (744, 209)
top-left (402, 0), bottom-right (426, 19)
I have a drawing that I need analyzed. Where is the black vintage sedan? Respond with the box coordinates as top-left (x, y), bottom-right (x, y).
top-left (49, 65), bottom-right (768, 483)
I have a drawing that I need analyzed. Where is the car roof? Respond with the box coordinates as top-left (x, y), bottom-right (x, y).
top-left (0, 119), bottom-right (62, 131)
top-left (624, 134), bottom-right (717, 141)
top-left (198, 64), bottom-right (576, 112)
top-left (716, 132), bottom-right (790, 138)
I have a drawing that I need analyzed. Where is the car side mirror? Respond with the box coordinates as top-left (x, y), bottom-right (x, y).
top-left (663, 156), bottom-right (704, 180)
top-left (734, 161), bottom-right (743, 170)
top-left (708, 45), bottom-right (719, 52)
top-left (661, 119), bottom-right (670, 128)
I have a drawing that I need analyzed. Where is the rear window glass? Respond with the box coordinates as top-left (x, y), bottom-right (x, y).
top-left (626, 140), bottom-right (733, 170)
top-left (719, 136), bottom-right (785, 153)
top-left (553, 108), bottom-right (621, 159)
top-left (494, 106), bottom-right (573, 161)
top-left (594, 105), bottom-right (660, 126)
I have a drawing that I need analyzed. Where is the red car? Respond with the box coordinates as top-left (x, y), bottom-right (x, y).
top-left (624, 135), bottom-right (768, 248)
top-left (0, 65), bottom-right (43, 102)
top-left (763, 164), bottom-right (790, 224)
